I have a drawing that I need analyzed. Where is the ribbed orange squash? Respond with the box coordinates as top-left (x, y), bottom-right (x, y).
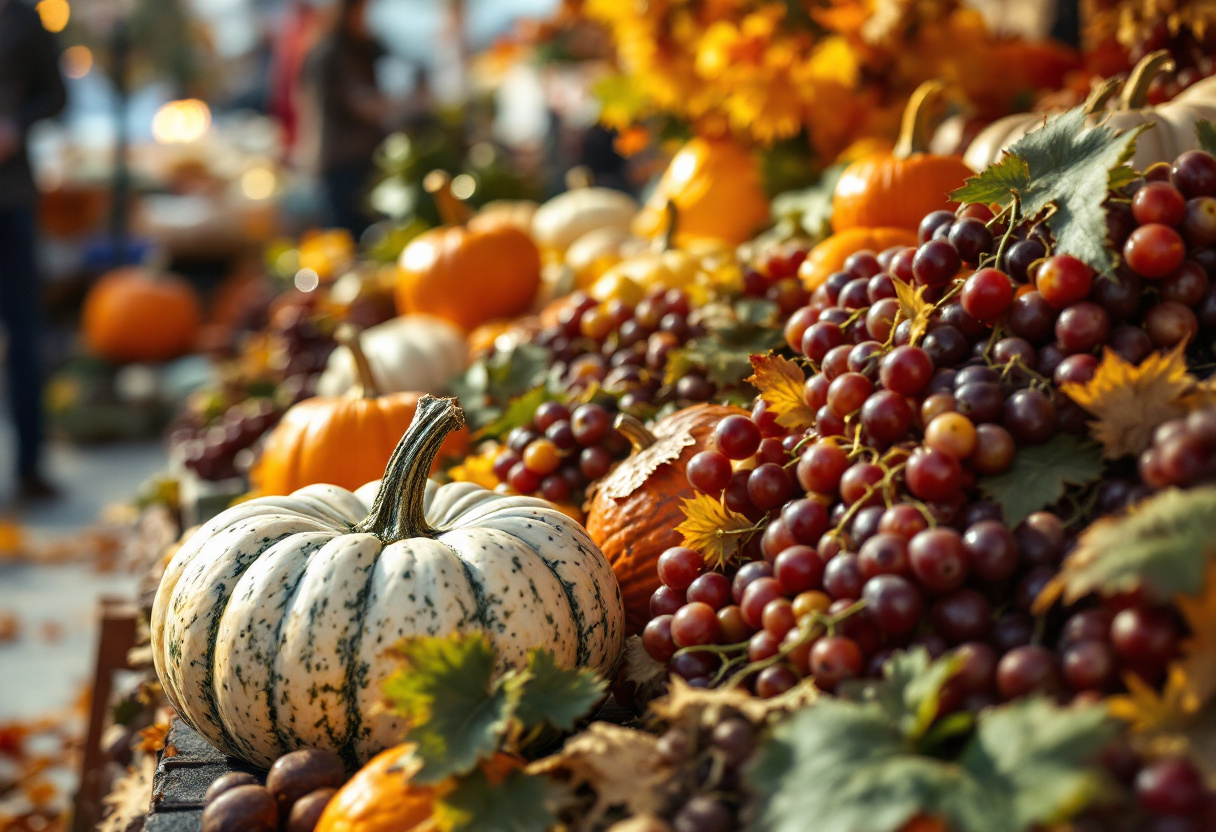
top-left (832, 81), bottom-right (973, 233)
top-left (395, 172), bottom-right (541, 332)
top-left (315, 744), bottom-right (522, 832)
top-left (585, 404), bottom-right (746, 634)
top-left (252, 328), bottom-right (467, 495)
top-left (632, 137), bottom-right (770, 247)
top-left (799, 227), bottom-right (918, 291)
top-left (82, 267), bottom-right (202, 363)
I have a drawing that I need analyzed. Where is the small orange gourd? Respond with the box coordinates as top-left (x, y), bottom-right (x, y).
top-left (252, 327), bottom-right (467, 495)
top-left (395, 172), bottom-right (541, 331)
top-left (632, 136), bottom-right (770, 247)
top-left (315, 744), bottom-right (522, 832)
top-left (832, 82), bottom-right (973, 233)
top-left (799, 227), bottom-right (918, 291)
top-left (82, 266), bottom-right (203, 364)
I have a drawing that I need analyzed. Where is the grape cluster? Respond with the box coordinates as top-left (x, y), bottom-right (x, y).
top-left (490, 401), bottom-right (632, 503)
top-left (170, 397), bottom-right (282, 482)
top-left (1076, 749), bottom-right (1216, 832)
top-left (652, 712), bottom-right (762, 832)
top-left (641, 149), bottom-right (1216, 703)
top-left (1139, 405), bottom-right (1216, 491)
top-left (200, 748), bottom-right (345, 832)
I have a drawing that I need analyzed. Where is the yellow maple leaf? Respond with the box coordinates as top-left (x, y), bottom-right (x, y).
top-left (1060, 345), bottom-right (1199, 459)
top-left (1108, 666), bottom-right (1200, 733)
top-left (892, 277), bottom-right (933, 345)
top-left (675, 492), bottom-right (756, 569)
top-left (448, 444), bottom-right (501, 491)
top-left (1176, 563), bottom-right (1216, 709)
top-left (748, 354), bottom-right (815, 431)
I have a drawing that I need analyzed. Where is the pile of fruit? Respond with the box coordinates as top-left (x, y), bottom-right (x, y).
top-left (113, 31), bottom-right (1216, 832)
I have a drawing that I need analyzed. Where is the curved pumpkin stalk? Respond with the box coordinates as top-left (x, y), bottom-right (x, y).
top-left (893, 80), bottom-right (947, 159)
top-left (423, 170), bottom-right (473, 227)
top-left (335, 323), bottom-right (382, 400)
top-left (1119, 49), bottom-right (1176, 111)
top-left (614, 413), bottom-right (659, 453)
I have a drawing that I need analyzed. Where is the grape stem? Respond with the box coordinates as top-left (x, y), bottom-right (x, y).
top-left (991, 191), bottom-right (1021, 273)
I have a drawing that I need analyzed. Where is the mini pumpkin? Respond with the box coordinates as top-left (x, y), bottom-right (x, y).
top-left (964, 51), bottom-right (1216, 173)
top-left (532, 186), bottom-right (638, 256)
top-left (832, 81), bottom-right (973, 233)
top-left (396, 172), bottom-right (541, 331)
top-left (315, 743), bottom-right (522, 832)
top-left (152, 395), bottom-right (624, 768)
top-left (82, 266), bottom-right (203, 364)
top-left (798, 227), bottom-right (918, 291)
top-left (315, 315), bottom-right (468, 398)
top-left (253, 327), bottom-right (468, 495)
top-left (585, 405), bottom-right (746, 633)
top-left (632, 136), bottom-right (770, 247)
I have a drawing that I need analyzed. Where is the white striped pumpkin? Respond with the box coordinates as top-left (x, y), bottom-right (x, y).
top-left (151, 395), bottom-right (624, 768)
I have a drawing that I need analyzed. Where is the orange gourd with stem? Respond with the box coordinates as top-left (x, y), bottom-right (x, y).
top-left (832, 81), bottom-right (973, 233)
top-left (252, 325), bottom-right (468, 495)
top-left (395, 171), bottom-right (541, 331)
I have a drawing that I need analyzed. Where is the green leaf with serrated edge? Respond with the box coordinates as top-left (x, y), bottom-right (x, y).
top-left (1049, 486), bottom-right (1216, 605)
top-left (841, 649), bottom-right (963, 743)
top-left (665, 337), bottom-right (759, 389)
top-left (956, 699), bottom-right (1118, 830)
top-left (435, 768), bottom-right (560, 832)
top-left (734, 297), bottom-right (781, 328)
top-left (976, 434), bottom-right (1104, 526)
top-left (382, 634), bottom-right (520, 784)
top-left (450, 343), bottom-right (553, 431)
top-left (475, 386), bottom-right (554, 441)
top-left (1198, 120), bottom-right (1216, 156)
top-left (746, 696), bottom-right (1116, 832)
top-left (951, 154), bottom-right (1031, 205)
top-left (513, 649), bottom-right (606, 733)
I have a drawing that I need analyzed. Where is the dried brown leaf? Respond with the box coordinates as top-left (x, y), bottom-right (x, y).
top-left (748, 354), bottom-right (814, 431)
top-left (675, 493), bottom-right (756, 569)
top-left (135, 722), bottom-right (170, 754)
top-left (598, 418), bottom-right (696, 500)
top-left (1060, 345), bottom-right (1199, 459)
top-left (527, 722), bottom-right (671, 830)
top-left (99, 755), bottom-right (156, 832)
top-left (649, 677), bottom-right (818, 728)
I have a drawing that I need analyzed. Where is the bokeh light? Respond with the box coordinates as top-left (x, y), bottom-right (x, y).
top-left (151, 99), bottom-right (212, 144)
top-left (36, 0), bottom-right (69, 32)
top-left (240, 166), bottom-right (276, 201)
top-left (61, 45), bottom-right (92, 79)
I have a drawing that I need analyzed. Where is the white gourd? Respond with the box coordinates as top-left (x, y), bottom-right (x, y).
top-left (315, 315), bottom-right (467, 398)
top-left (151, 395), bottom-right (624, 768)
top-left (532, 188), bottom-right (638, 253)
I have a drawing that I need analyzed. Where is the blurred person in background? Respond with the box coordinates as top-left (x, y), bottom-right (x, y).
top-left (303, 0), bottom-right (400, 236)
top-left (0, 0), bottom-right (66, 502)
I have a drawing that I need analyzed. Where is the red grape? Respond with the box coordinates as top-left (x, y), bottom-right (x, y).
top-left (657, 547), bottom-right (703, 591)
top-left (1124, 223), bottom-right (1186, 278)
top-left (671, 602), bottom-right (721, 647)
top-left (961, 268), bottom-right (1014, 321)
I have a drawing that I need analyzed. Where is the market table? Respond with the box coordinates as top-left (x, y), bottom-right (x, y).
top-left (145, 722), bottom-right (263, 831)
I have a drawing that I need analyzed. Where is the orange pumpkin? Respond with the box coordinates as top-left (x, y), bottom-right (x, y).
top-left (396, 172), bottom-right (541, 332)
top-left (798, 227), bottom-right (918, 291)
top-left (82, 266), bottom-right (203, 364)
top-left (832, 81), bottom-right (973, 233)
top-left (252, 327), bottom-right (467, 495)
top-left (632, 137), bottom-right (770, 247)
top-left (585, 404), bottom-right (746, 634)
top-left (315, 744), bottom-right (522, 832)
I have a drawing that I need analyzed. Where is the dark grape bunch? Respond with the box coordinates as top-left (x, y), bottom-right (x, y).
top-left (200, 748), bottom-right (345, 832)
top-left (1140, 405), bottom-right (1216, 491)
top-left (170, 396), bottom-right (282, 482)
top-left (1075, 748), bottom-right (1216, 832)
top-left (490, 401), bottom-right (632, 503)
top-left (642, 148), bottom-right (1216, 707)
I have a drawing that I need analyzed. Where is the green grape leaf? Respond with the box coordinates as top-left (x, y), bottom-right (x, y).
top-left (382, 634), bottom-right (521, 784)
top-left (450, 343), bottom-right (552, 431)
top-left (665, 337), bottom-right (762, 390)
top-left (976, 434), bottom-right (1104, 526)
top-left (513, 649), bottom-right (606, 733)
top-left (840, 649), bottom-right (962, 744)
top-left (1042, 486), bottom-right (1216, 608)
top-left (746, 696), bottom-right (1116, 832)
top-left (770, 163), bottom-right (847, 237)
top-left (435, 768), bottom-right (561, 832)
top-left (475, 386), bottom-right (554, 441)
top-left (951, 154), bottom-right (1031, 206)
top-left (1197, 120), bottom-right (1216, 156)
top-left (951, 103), bottom-right (1143, 275)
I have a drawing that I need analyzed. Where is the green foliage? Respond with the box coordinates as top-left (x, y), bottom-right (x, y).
top-left (450, 343), bottom-right (553, 432)
top-left (1196, 120), bottom-right (1216, 156)
top-left (747, 691), bottom-right (1117, 832)
top-left (514, 650), bottom-right (606, 733)
top-left (666, 298), bottom-right (785, 391)
top-left (382, 635), bottom-right (517, 784)
top-left (383, 635), bottom-right (606, 784)
top-left (842, 649), bottom-right (963, 745)
top-left (976, 434), bottom-right (1104, 526)
top-left (476, 386), bottom-right (557, 442)
top-left (436, 768), bottom-right (561, 832)
top-left (1051, 486), bottom-right (1216, 604)
top-left (770, 163), bottom-right (847, 237)
top-left (951, 103), bottom-right (1144, 274)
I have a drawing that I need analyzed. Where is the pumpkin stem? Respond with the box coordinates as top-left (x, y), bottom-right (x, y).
top-left (336, 324), bottom-right (381, 400)
top-left (424, 171), bottom-right (473, 227)
top-left (659, 201), bottom-right (679, 252)
top-left (893, 80), bottom-right (946, 159)
top-left (1120, 50), bottom-right (1175, 111)
top-left (356, 394), bottom-right (465, 542)
top-left (614, 413), bottom-right (658, 452)
top-left (1082, 76), bottom-right (1123, 116)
